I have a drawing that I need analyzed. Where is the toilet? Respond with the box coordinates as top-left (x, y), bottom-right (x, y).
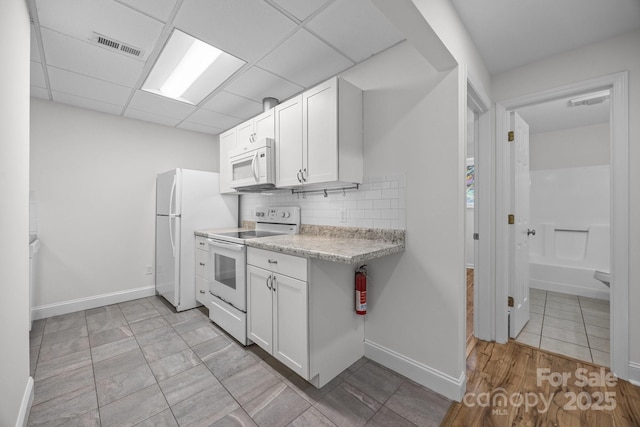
top-left (593, 270), bottom-right (611, 287)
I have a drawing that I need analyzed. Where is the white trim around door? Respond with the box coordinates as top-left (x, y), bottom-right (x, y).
top-left (494, 72), bottom-right (629, 380)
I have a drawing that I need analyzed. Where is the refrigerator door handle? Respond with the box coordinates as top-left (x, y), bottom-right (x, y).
top-left (169, 216), bottom-right (176, 258)
top-left (169, 174), bottom-right (177, 216)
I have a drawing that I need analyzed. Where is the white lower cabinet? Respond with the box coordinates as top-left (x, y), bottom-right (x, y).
top-left (247, 247), bottom-right (364, 388)
top-left (247, 262), bottom-right (309, 378)
top-left (195, 236), bottom-right (210, 307)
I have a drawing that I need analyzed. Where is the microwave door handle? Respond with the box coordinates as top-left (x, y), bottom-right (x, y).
top-left (251, 151), bottom-right (259, 182)
top-left (206, 239), bottom-right (244, 252)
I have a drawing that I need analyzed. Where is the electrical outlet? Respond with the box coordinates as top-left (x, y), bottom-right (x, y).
top-left (340, 208), bottom-right (347, 223)
top-left (145, 265), bottom-right (152, 275)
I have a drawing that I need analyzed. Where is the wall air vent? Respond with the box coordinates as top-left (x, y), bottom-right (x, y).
top-left (92, 32), bottom-right (144, 58)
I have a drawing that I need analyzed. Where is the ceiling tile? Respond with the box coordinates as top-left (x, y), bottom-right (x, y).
top-left (224, 66), bottom-right (303, 103)
top-left (305, 0), bottom-right (404, 62)
top-left (48, 66), bottom-right (131, 106)
top-left (202, 91), bottom-right (263, 119)
top-left (271, 0), bottom-right (331, 21)
top-left (124, 108), bottom-right (181, 127)
top-left (31, 25), bottom-right (41, 62)
top-left (258, 29), bottom-right (352, 87)
top-left (41, 28), bottom-right (144, 87)
top-left (178, 122), bottom-right (224, 135)
top-left (173, 0), bottom-right (297, 62)
top-left (52, 91), bottom-right (124, 115)
top-left (36, 0), bottom-right (163, 61)
top-left (128, 90), bottom-right (196, 120)
top-left (187, 109), bottom-right (243, 131)
top-left (31, 62), bottom-right (46, 88)
top-left (116, 0), bottom-right (177, 22)
top-left (31, 86), bottom-right (50, 100)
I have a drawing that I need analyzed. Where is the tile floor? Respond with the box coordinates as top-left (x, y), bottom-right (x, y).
top-left (28, 295), bottom-right (451, 426)
top-left (514, 289), bottom-right (610, 366)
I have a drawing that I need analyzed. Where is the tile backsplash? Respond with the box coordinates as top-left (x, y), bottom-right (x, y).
top-left (240, 174), bottom-right (406, 230)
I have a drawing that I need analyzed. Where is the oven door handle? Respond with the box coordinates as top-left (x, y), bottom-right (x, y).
top-left (206, 239), bottom-right (245, 252)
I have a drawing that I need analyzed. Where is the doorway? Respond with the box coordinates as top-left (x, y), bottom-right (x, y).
top-left (465, 106), bottom-right (478, 356)
top-left (494, 72), bottom-right (629, 380)
top-left (509, 91), bottom-right (612, 367)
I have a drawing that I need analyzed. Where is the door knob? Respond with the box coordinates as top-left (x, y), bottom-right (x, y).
top-left (527, 229), bottom-right (536, 236)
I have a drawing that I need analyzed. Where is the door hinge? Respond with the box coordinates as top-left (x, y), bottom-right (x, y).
top-left (508, 214), bottom-right (515, 225)
top-left (508, 131), bottom-right (514, 142)
top-left (508, 296), bottom-right (514, 307)
top-left (473, 233), bottom-right (479, 240)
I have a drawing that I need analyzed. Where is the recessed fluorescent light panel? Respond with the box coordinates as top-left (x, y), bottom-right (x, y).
top-left (142, 29), bottom-right (245, 105)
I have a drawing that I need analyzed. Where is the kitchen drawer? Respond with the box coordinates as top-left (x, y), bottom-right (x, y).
top-left (195, 248), bottom-right (208, 277)
top-left (195, 235), bottom-right (208, 250)
top-left (247, 247), bottom-right (307, 281)
top-left (196, 275), bottom-right (209, 307)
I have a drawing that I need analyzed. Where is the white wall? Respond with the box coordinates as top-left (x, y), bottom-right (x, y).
top-left (530, 123), bottom-right (610, 170)
top-left (492, 29), bottom-right (640, 376)
top-left (340, 42), bottom-right (466, 399)
top-left (30, 100), bottom-right (218, 313)
top-left (0, 1), bottom-right (32, 425)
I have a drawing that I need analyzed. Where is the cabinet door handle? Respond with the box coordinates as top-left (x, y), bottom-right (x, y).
top-left (266, 275), bottom-right (272, 290)
top-left (297, 170), bottom-right (302, 183)
top-left (199, 290), bottom-right (205, 294)
top-left (268, 259), bottom-right (278, 264)
top-left (199, 262), bottom-right (205, 266)
top-left (272, 276), bottom-right (276, 292)
top-left (301, 168), bottom-right (307, 182)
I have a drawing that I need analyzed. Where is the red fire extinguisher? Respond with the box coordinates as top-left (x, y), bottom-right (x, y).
top-left (355, 265), bottom-right (367, 315)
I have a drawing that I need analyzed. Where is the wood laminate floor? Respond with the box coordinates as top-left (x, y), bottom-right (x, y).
top-left (442, 339), bottom-right (640, 426)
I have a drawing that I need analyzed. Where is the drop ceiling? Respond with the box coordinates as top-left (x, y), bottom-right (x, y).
top-left (451, 0), bottom-right (640, 75)
top-left (29, 0), bottom-right (404, 135)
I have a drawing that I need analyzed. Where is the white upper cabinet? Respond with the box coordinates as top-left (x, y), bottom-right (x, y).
top-left (219, 128), bottom-right (237, 194)
top-left (236, 109), bottom-right (275, 153)
top-left (275, 95), bottom-right (304, 188)
top-left (275, 76), bottom-right (362, 188)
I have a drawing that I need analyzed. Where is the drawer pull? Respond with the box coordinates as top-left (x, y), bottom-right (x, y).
top-left (268, 259), bottom-right (278, 264)
top-left (199, 262), bottom-right (205, 266)
top-left (199, 290), bottom-right (205, 294)
top-left (199, 242), bottom-right (205, 246)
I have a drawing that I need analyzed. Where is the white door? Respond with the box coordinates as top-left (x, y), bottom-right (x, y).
top-left (509, 111), bottom-right (531, 338)
top-left (275, 95), bottom-right (303, 187)
top-left (219, 129), bottom-right (237, 194)
top-left (254, 109), bottom-right (275, 141)
top-left (247, 265), bottom-right (273, 353)
top-left (272, 274), bottom-right (309, 378)
top-left (303, 79), bottom-right (337, 184)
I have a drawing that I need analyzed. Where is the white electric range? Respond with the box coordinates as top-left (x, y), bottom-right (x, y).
top-left (204, 206), bottom-right (300, 344)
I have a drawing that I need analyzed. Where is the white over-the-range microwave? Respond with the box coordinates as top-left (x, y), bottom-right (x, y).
top-left (229, 138), bottom-right (276, 191)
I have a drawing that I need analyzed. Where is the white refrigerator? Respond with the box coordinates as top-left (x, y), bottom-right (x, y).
top-left (156, 169), bottom-right (237, 311)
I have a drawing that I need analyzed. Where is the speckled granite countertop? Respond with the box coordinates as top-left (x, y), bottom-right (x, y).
top-left (195, 224), bottom-right (405, 264)
top-left (246, 225), bottom-right (405, 264)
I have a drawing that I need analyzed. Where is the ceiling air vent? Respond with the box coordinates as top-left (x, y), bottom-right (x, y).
top-left (92, 32), bottom-right (144, 58)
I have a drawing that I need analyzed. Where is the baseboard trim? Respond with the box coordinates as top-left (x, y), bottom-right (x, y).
top-left (16, 376), bottom-right (33, 427)
top-left (530, 279), bottom-right (610, 300)
top-left (628, 361), bottom-right (640, 387)
top-left (364, 340), bottom-right (465, 402)
top-left (32, 286), bottom-right (156, 320)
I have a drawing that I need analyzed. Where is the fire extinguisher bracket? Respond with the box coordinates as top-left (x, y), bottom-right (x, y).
top-left (355, 265), bottom-right (367, 315)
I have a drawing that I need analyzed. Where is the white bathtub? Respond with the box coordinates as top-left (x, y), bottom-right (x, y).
top-left (528, 223), bottom-right (610, 300)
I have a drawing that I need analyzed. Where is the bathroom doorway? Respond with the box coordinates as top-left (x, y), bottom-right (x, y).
top-left (465, 106), bottom-right (478, 356)
top-left (512, 90), bottom-right (612, 367)
top-left (495, 72), bottom-right (629, 379)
